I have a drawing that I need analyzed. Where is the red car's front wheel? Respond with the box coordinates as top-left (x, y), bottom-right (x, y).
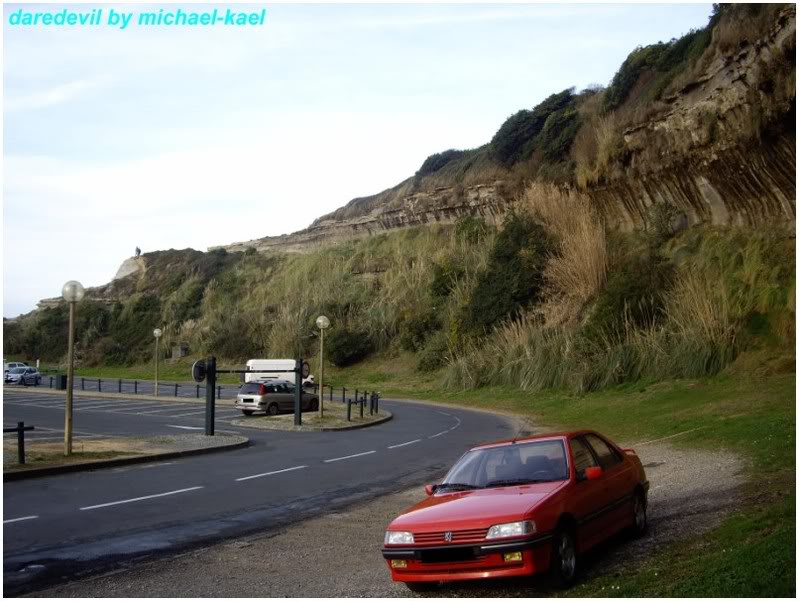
top-left (550, 529), bottom-right (577, 587)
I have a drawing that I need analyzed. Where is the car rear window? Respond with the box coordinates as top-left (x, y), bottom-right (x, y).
top-left (240, 382), bottom-right (263, 394)
top-left (585, 434), bottom-right (622, 470)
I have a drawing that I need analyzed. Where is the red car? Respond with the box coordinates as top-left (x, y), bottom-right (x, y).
top-left (382, 430), bottom-right (649, 592)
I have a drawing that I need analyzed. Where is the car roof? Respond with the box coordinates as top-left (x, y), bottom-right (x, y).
top-left (469, 430), bottom-right (598, 451)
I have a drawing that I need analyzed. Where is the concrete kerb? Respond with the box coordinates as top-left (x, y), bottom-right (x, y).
top-left (2, 385), bottom-right (237, 406)
top-left (229, 410), bottom-right (393, 432)
top-left (3, 436), bottom-right (250, 482)
top-left (381, 396), bottom-right (532, 435)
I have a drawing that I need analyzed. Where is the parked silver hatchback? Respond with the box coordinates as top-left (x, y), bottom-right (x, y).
top-left (235, 379), bottom-right (319, 416)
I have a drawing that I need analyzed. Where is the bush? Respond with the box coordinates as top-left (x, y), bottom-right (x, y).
top-left (538, 107), bottom-right (581, 163)
top-left (455, 216), bottom-right (489, 245)
top-left (429, 261), bottom-right (465, 302)
top-left (399, 311), bottom-right (441, 352)
top-left (417, 332), bottom-right (450, 372)
top-left (326, 327), bottom-right (374, 367)
top-left (463, 213), bottom-right (553, 334)
top-left (583, 252), bottom-right (674, 342)
top-left (416, 149), bottom-right (468, 178)
top-left (490, 89), bottom-right (574, 168)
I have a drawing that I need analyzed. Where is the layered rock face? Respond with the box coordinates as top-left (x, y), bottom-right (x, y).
top-left (217, 7), bottom-right (795, 255)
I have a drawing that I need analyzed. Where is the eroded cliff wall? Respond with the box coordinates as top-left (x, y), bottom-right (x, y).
top-left (215, 6), bottom-right (795, 255)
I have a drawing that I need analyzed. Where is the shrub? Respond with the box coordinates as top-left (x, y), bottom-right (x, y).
top-left (454, 216), bottom-right (489, 245)
top-left (583, 252), bottom-right (674, 342)
top-left (429, 260), bottom-right (465, 301)
top-left (490, 89), bottom-right (574, 168)
top-left (399, 311), bottom-right (441, 352)
top-left (538, 107), bottom-right (581, 163)
top-left (416, 149), bottom-right (468, 178)
top-left (463, 213), bottom-right (553, 334)
top-left (417, 332), bottom-right (450, 372)
top-left (326, 327), bottom-right (374, 367)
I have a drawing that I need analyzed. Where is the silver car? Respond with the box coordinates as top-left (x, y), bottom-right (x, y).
top-left (236, 380), bottom-right (319, 416)
top-left (5, 367), bottom-right (41, 386)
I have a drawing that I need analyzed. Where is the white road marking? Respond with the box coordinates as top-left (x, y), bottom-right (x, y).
top-left (437, 410), bottom-right (452, 417)
top-left (4, 515), bottom-right (39, 524)
top-left (80, 486), bottom-right (204, 511)
top-left (448, 416), bottom-right (462, 431)
top-left (95, 403), bottom-right (165, 413)
top-left (387, 439), bottom-right (421, 449)
top-left (323, 450), bottom-right (376, 463)
top-left (134, 406), bottom-right (200, 415)
top-left (167, 410), bottom-right (208, 417)
top-left (166, 425), bottom-right (204, 430)
top-left (428, 430), bottom-right (449, 439)
top-left (235, 465), bottom-right (308, 482)
top-left (74, 402), bottom-right (150, 411)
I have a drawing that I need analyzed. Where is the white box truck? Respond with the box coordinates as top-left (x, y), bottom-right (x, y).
top-left (244, 359), bottom-right (314, 386)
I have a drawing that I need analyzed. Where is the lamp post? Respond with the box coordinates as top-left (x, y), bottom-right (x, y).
top-left (61, 280), bottom-right (85, 456)
top-left (315, 315), bottom-right (330, 419)
top-left (153, 328), bottom-right (162, 396)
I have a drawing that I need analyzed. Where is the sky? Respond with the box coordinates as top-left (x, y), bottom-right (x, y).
top-left (3, 2), bottom-right (713, 318)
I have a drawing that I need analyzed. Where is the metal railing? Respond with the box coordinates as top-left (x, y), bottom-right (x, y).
top-left (15, 376), bottom-right (235, 400)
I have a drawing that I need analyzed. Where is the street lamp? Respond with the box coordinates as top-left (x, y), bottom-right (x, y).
top-left (61, 280), bottom-right (85, 456)
top-left (315, 315), bottom-right (330, 419)
top-left (153, 328), bottom-right (162, 396)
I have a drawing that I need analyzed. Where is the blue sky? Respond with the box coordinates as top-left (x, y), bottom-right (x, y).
top-left (3, 2), bottom-right (713, 317)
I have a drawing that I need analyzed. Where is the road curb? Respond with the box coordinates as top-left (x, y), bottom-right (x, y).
top-left (2, 385), bottom-right (237, 406)
top-left (381, 397), bottom-right (531, 434)
top-left (3, 437), bottom-right (250, 482)
top-left (230, 410), bottom-right (392, 432)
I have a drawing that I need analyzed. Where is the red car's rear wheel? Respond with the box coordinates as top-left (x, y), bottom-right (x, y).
top-left (631, 492), bottom-right (648, 537)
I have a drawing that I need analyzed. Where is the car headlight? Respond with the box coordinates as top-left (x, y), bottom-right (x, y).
top-left (384, 531), bottom-right (414, 545)
top-left (486, 520), bottom-right (536, 539)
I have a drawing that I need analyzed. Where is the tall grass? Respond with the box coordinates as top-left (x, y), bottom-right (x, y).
top-left (523, 183), bottom-right (607, 324)
top-left (444, 225), bottom-right (794, 392)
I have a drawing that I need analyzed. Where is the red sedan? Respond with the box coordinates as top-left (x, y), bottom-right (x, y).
top-left (382, 430), bottom-right (649, 592)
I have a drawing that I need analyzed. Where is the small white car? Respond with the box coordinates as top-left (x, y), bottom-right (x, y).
top-left (236, 380), bottom-right (319, 416)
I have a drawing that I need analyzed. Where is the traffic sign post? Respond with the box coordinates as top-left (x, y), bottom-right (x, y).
top-left (205, 356), bottom-right (216, 436)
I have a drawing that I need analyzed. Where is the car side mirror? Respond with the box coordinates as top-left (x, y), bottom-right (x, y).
top-left (585, 466), bottom-right (603, 481)
top-left (424, 484), bottom-right (435, 496)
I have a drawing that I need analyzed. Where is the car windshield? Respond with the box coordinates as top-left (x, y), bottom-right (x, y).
top-left (9, 367), bottom-right (26, 374)
top-left (440, 440), bottom-right (569, 490)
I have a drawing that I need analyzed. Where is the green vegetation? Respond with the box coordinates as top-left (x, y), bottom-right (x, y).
top-left (326, 327), bottom-right (374, 367)
top-left (415, 149), bottom-right (473, 178)
top-left (490, 89), bottom-right (577, 169)
top-left (462, 212), bottom-right (552, 335)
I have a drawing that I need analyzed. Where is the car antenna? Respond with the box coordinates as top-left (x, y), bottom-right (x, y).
top-left (511, 416), bottom-right (533, 444)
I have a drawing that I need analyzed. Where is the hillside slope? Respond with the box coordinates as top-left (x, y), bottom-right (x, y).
top-left (215, 4), bottom-right (795, 255)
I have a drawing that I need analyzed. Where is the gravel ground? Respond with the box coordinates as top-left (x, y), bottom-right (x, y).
top-left (27, 442), bottom-right (743, 598)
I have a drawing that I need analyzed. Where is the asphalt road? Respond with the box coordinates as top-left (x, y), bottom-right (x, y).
top-left (3, 392), bottom-right (516, 595)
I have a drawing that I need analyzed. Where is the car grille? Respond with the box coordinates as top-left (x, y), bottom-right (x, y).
top-left (413, 528), bottom-right (489, 545)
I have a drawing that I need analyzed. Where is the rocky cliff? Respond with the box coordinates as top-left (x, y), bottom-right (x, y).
top-left (216, 5), bottom-right (795, 255)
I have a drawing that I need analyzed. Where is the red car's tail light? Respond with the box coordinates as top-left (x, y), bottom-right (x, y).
top-left (259, 383), bottom-right (266, 395)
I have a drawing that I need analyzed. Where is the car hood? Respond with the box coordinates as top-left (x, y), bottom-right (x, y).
top-left (389, 482), bottom-right (566, 531)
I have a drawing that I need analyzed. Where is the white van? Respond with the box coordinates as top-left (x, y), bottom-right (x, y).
top-left (244, 359), bottom-right (314, 386)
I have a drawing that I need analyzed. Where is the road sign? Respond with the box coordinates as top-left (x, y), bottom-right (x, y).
top-left (301, 361), bottom-right (310, 379)
top-left (192, 359), bottom-right (206, 383)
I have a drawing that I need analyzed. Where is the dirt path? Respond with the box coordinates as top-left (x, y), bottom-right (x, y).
top-left (27, 443), bottom-right (744, 597)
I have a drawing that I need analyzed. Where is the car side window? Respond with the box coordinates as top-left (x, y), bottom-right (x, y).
top-left (585, 434), bottom-right (622, 470)
top-left (570, 438), bottom-right (598, 474)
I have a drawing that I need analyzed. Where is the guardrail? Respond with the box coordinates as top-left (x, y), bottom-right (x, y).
top-left (15, 376), bottom-right (234, 400)
top-left (4, 421), bottom-right (34, 464)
